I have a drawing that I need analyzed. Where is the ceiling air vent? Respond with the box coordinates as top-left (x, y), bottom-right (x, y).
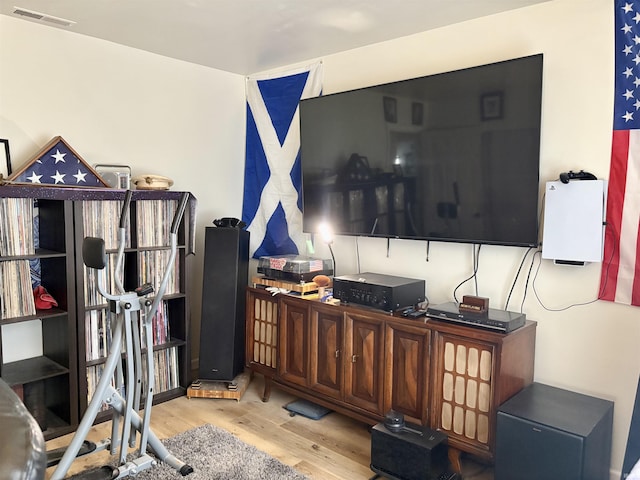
top-left (12, 7), bottom-right (76, 27)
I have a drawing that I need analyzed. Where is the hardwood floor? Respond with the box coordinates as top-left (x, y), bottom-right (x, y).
top-left (45, 373), bottom-right (494, 479)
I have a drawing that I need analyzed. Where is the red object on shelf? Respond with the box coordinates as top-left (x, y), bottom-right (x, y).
top-left (33, 286), bottom-right (58, 309)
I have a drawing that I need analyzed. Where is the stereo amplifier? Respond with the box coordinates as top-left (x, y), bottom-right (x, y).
top-left (333, 272), bottom-right (425, 312)
top-left (426, 302), bottom-right (525, 333)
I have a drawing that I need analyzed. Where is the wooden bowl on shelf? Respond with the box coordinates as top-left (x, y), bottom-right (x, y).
top-left (132, 174), bottom-right (174, 190)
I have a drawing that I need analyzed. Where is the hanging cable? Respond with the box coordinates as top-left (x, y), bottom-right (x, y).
top-left (452, 244), bottom-right (481, 303)
top-left (530, 250), bottom-right (601, 312)
top-left (504, 247), bottom-right (535, 311)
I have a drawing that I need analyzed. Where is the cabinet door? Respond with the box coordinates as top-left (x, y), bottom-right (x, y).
top-left (278, 297), bottom-right (309, 387)
top-left (431, 332), bottom-right (496, 456)
top-left (309, 303), bottom-right (343, 400)
top-left (344, 312), bottom-right (385, 415)
top-left (385, 320), bottom-right (430, 425)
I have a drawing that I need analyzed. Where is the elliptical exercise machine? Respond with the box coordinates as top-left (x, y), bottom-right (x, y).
top-left (48, 190), bottom-right (193, 479)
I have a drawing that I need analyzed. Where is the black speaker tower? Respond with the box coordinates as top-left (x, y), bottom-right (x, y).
top-left (198, 226), bottom-right (249, 382)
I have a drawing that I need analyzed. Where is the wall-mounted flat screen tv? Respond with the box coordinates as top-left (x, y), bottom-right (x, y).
top-left (300, 54), bottom-right (543, 247)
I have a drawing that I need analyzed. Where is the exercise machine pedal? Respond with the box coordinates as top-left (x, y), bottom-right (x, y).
top-left (46, 440), bottom-right (97, 468)
top-left (66, 465), bottom-right (117, 480)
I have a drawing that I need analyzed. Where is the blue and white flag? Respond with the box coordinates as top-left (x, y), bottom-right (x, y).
top-left (242, 62), bottom-right (323, 258)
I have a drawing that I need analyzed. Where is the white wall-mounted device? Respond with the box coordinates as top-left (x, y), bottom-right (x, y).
top-left (541, 180), bottom-right (606, 266)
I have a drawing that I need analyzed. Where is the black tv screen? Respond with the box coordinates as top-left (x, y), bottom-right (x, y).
top-left (300, 54), bottom-right (543, 247)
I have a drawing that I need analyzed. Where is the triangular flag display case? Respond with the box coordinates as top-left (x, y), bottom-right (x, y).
top-left (8, 136), bottom-right (109, 188)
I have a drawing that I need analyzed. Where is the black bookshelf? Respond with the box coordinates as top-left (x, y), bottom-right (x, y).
top-left (0, 186), bottom-right (195, 439)
top-left (0, 193), bottom-right (77, 440)
top-left (74, 193), bottom-right (193, 424)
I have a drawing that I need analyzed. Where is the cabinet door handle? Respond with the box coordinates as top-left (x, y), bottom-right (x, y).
top-left (335, 349), bottom-right (340, 358)
top-left (351, 354), bottom-right (359, 363)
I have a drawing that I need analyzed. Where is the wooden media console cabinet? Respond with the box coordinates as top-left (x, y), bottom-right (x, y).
top-left (245, 287), bottom-right (536, 467)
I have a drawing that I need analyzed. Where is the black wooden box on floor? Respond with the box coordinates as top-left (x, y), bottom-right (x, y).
top-left (495, 382), bottom-right (614, 480)
top-left (370, 422), bottom-right (448, 480)
top-left (198, 226), bottom-right (249, 382)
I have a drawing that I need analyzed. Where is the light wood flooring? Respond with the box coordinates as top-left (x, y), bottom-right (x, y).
top-left (45, 374), bottom-right (493, 479)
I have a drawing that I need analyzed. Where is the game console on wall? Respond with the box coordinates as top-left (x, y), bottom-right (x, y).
top-left (541, 178), bottom-right (606, 265)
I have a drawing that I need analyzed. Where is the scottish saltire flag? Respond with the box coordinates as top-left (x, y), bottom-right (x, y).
top-left (9, 136), bottom-right (108, 187)
top-left (600, 0), bottom-right (640, 306)
top-left (242, 63), bottom-right (323, 258)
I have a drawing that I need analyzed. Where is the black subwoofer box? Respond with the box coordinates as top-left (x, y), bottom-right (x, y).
top-left (370, 422), bottom-right (448, 480)
top-left (495, 382), bottom-right (613, 480)
top-left (198, 226), bottom-right (249, 381)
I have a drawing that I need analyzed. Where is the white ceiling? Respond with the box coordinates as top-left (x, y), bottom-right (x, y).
top-left (1, 0), bottom-right (550, 75)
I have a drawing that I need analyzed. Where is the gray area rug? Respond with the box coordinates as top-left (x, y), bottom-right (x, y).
top-left (134, 423), bottom-right (308, 479)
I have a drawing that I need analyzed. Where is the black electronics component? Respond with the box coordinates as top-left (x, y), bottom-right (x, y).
top-left (370, 417), bottom-right (449, 480)
top-left (333, 272), bottom-right (425, 312)
top-left (426, 302), bottom-right (525, 333)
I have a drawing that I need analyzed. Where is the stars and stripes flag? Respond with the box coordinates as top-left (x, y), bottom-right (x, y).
top-left (9, 136), bottom-right (108, 187)
top-left (600, 0), bottom-right (640, 306)
top-left (242, 63), bottom-right (323, 258)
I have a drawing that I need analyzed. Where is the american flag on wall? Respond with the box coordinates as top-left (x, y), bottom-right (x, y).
top-left (242, 63), bottom-right (323, 258)
top-left (9, 136), bottom-right (108, 187)
top-left (600, 0), bottom-right (640, 306)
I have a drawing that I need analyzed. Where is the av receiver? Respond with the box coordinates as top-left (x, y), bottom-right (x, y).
top-left (333, 272), bottom-right (425, 312)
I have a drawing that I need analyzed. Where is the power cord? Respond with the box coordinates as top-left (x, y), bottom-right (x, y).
top-left (452, 244), bottom-right (481, 303)
top-left (503, 247), bottom-right (535, 312)
top-left (597, 221), bottom-right (616, 300)
top-left (531, 250), bottom-right (600, 311)
top-left (530, 221), bottom-right (615, 311)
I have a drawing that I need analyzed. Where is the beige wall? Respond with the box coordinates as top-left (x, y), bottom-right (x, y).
top-left (261, 1), bottom-right (632, 477)
top-left (0, 13), bottom-right (246, 389)
top-left (1, 0), bottom-right (635, 476)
